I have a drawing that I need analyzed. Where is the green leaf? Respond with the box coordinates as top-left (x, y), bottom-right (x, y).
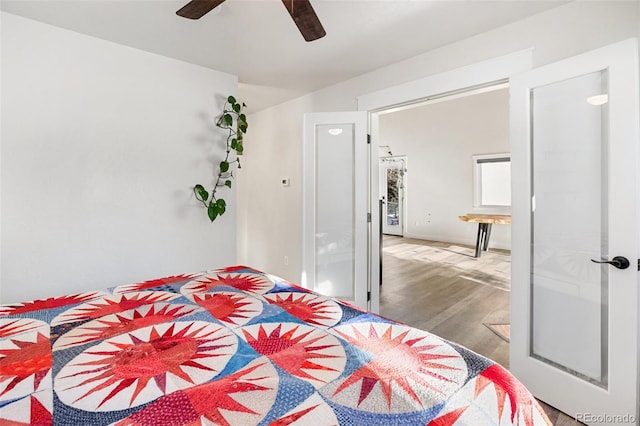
top-left (216, 198), bottom-right (226, 215)
top-left (230, 138), bottom-right (237, 150)
top-left (220, 161), bottom-right (229, 173)
top-left (233, 103), bottom-right (241, 113)
top-left (223, 114), bottom-right (233, 127)
top-left (239, 123), bottom-right (248, 133)
top-left (225, 180), bottom-right (232, 188)
top-left (194, 184), bottom-right (209, 202)
top-left (227, 95), bottom-right (237, 104)
top-left (236, 143), bottom-right (244, 154)
top-left (207, 202), bottom-right (218, 222)
top-left (239, 114), bottom-right (246, 122)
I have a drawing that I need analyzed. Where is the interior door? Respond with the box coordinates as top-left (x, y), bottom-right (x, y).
top-left (380, 157), bottom-right (405, 236)
top-left (302, 112), bottom-right (370, 310)
top-left (510, 39), bottom-right (639, 424)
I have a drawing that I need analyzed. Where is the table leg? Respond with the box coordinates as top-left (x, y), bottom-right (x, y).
top-left (483, 224), bottom-right (492, 251)
top-left (475, 224), bottom-right (484, 258)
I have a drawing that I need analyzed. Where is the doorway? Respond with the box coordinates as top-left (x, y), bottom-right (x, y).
top-left (358, 50), bottom-right (532, 316)
top-left (379, 156), bottom-right (406, 237)
top-left (375, 85), bottom-right (512, 367)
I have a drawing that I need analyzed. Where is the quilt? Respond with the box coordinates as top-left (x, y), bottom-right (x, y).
top-left (0, 265), bottom-right (550, 425)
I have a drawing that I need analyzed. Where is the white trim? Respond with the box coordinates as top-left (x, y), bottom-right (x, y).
top-left (357, 49), bottom-right (532, 112)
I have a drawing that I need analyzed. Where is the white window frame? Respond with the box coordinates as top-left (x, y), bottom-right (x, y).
top-left (472, 152), bottom-right (511, 210)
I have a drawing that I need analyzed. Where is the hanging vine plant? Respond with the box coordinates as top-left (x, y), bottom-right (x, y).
top-left (194, 95), bottom-right (247, 222)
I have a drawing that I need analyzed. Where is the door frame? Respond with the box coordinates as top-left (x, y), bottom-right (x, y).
top-left (358, 49), bottom-right (533, 314)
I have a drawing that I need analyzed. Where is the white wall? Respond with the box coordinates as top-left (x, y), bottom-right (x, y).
top-left (378, 88), bottom-right (510, 249)
top-left (238, 0), bottom-right (639, 283)
top-left (1, 13), bottom-right (238, 303)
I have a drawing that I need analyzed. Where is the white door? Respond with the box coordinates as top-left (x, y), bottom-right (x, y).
top-left (302, 112), bottom-right (370, 310)
top-left (380, 157), bottom-right (405, 236)
top-left (510, 39), bottom-right (639, 424)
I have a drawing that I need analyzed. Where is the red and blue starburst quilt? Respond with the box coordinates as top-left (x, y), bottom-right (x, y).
top-left (0, 265), bottom-right (550, 425)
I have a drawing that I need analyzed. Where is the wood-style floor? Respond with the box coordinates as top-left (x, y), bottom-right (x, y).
top-left (380, 235), bottom-right (510, 365)
top-left (379, 235), bottom-right (584, 426)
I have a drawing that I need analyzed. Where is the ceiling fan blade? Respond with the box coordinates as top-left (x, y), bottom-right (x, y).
top-left (281, 0), bottom-right (326, 42)
top-left (176, 0), bottom-right (226, 20)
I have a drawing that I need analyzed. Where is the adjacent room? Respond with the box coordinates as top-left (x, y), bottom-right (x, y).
top-left (2, 1), bottom-right (639, 424)
top-left (376, 85), bottom-right (513, 367)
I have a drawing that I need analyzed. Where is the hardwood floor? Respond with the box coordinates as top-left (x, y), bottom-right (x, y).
top-left (380, 235), bottom-right (510, 366)
top-left (379, 235), bottom-right (584, 425)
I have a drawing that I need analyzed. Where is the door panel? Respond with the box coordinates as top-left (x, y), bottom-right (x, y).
top-left (303, 112), bottom-right (369, 309)
top-left (510, 39), bottom-right (639, 424)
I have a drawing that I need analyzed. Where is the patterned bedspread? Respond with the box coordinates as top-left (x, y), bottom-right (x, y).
top-left (0, 265), bottom-right (550, 425)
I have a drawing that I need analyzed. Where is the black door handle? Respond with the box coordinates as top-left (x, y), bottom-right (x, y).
top-left (591, 256), bottom-right (630, 270)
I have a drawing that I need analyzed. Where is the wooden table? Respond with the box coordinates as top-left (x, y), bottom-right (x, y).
top-left (458, 214), bottom-right (511, 258)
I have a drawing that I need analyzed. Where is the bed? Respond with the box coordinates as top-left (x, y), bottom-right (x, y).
top-left (0, 265), bottom-right (550, 425)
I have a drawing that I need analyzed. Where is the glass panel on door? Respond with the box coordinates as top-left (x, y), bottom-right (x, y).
top-left (386, 168), bottom-right (400, 226)
top-left (530, 70), bottom-right (608, 386)
top-left (315, 124), bottom-right (355, 300)
top-left (380, 158), bottom-right (404, 236)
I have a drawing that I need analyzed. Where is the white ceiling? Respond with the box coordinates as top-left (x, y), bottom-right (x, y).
top-left (1, 0), bottom-right (568, 113)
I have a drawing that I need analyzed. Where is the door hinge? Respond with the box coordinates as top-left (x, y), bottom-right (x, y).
top-left (367, 134), bottom-right (371, 144)
top-left (637, 259), bottom-right (639, 271)
top-left (367, 291), bottom-right (371, 302)
top-left (367, 213), bottom-right (371, 223)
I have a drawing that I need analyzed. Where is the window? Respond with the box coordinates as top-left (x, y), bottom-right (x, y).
top-left (472, 153), bottom-right (511, 208)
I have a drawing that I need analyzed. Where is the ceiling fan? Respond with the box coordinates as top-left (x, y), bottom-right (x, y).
top-left (176, 0), bottom-right (326, 42)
